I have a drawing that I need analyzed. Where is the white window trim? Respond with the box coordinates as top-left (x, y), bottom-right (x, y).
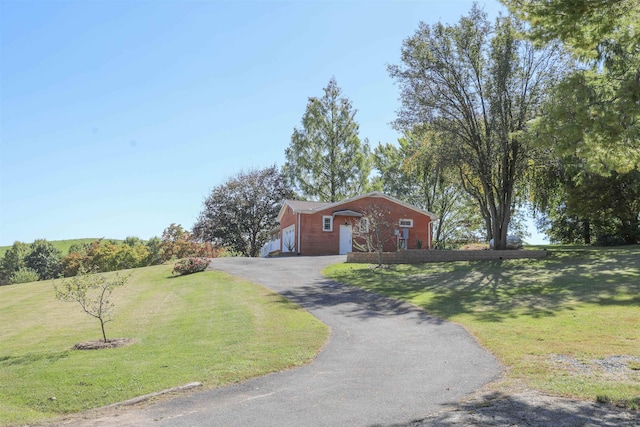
top-left (322, 215), bottom-right (333, 232)
top-left (399, 218), bottom-right (414, 228)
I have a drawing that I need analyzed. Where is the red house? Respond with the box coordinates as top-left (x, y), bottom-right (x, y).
top-left (261, 192), bottom-right (437, 256)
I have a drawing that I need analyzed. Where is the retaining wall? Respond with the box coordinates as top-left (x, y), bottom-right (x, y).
top-left (346, 249), bottom-right (547, 264)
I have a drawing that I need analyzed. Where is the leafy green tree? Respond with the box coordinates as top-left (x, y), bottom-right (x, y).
top-left (193, 166), bottom-right (294, 257)
top-left (374, 133), bottom-right (484, 248)
top-left (54, 267), bottom-right (129, 343)
top-left (67, 241), bottom-right (92, 255)
top-left (0, 241), bottom-right (29, 284)
top-left (503, 0), bottom-right (640, 173)
top-left (530, 154), bottom-right (640, 244)
top-left (284, 77), bottom-right (372, 202)
top-left (24, 239), bottom-right (62, 280)
top-left (145, 236), bottom-right (163, 265)
top-left (113, 243), bottom-right (150, 270)
top-left (123, 236), bottom-right (142, 247)
top-left (389, 6), bottom-right (564, 249)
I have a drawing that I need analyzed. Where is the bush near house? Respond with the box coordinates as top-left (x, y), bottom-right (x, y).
top-left (172, 257), bottom-right (210, 275)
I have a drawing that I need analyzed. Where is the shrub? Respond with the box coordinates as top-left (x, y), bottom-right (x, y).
top-left (10, 268), bottom-right (40, 284)
top-left (172, 257), bottom-right (209, 275)
top-left (218, 247), bottom-right (243, 257)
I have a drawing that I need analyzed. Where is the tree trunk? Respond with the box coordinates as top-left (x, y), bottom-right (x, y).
top-left (100, 319), bottom-right (107, 343)
top-left (582, 218), bottom-right (591, 245)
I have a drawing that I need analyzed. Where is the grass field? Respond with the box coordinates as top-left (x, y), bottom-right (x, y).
top-left (324, 246), bottom-right (640, 409)
top-left (0, 264), bottom-right (329, 425)
top-left (0, 238), bottom-right (112, 257)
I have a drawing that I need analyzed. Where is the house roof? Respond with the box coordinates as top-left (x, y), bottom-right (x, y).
top-left (277, 192), bottom-right (438, 222)
top-left (284, 200), bottom-right (332, 211)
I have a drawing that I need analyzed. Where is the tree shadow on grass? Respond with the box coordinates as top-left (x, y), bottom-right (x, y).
top-left (328, 246), bottom-right (640, 322)
top-left (382, 391), bottom-right (638, 427)
top-left (276, 278), bottom-right (446, 325)
top-left (0, 351), bottom-right (70, 367)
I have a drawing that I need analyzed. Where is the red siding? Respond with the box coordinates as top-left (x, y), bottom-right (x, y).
top-left (283, 195), bottom-right (432, 256)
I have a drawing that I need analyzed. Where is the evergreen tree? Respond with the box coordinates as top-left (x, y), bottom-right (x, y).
top-left (284, 77), bottom-right (371, 202)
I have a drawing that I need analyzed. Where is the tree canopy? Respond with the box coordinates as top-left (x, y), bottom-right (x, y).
top-left (389, 6), bottom-right (564, 249)
top-left (503, 0), bottom-right (640, 172)
top-left (283, 77), bottom-right (371, 202)
top-left (192, 166), bottom-right (293, 257)
top-left (373, 134), bottom-right (484, 248)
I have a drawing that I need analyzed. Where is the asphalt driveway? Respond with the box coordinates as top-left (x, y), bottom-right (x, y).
top-left (71, 256), bottom-right (500, 426)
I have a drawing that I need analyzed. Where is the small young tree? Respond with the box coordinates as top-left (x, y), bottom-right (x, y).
top-left (351, 205), bottom-right (398, 267)
top-left (54, 268), bottom-right (129, 343)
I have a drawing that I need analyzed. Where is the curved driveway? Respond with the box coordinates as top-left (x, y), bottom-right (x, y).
top-left (75, 256), bottom-right (499, 426)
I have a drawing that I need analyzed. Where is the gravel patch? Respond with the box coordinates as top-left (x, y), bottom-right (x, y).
top-left (401, 390), bottom-right (639, 427)
top-left (550, 355), bottom-right (640, 381)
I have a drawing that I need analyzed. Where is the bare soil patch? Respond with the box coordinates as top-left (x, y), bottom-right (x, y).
top-left (408, 389), bottom-right (639, 426)
top-left (72, 338), bottom-right (136, 350)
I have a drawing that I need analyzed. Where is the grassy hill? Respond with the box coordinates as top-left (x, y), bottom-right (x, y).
top-left (325, 245), bottom-right (640, 409)
top-left (0, 238), bottom-right (119, 258)
top-left (0, 264), bottom-right (329, 425)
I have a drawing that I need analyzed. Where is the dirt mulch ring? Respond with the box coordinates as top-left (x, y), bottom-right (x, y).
top-left (72, 338), bottom-right (136, 350)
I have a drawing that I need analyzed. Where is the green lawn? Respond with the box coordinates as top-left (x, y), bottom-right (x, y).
top-left (0, 238), bottom-right (111, 257)
top-left (324, 246), bottom-right (640, 409)
top-left (0, 264), bottom-right (329, 425)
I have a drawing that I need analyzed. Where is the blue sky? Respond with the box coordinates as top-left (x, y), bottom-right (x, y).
top-left (1, 0), bottom-right (546, 246)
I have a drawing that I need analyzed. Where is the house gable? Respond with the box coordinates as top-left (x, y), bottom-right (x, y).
top-left (267, 192), bottom-right (436, 256)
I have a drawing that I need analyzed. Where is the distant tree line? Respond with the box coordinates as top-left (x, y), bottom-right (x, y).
top-left (0, 224), bottom-right (218, 286)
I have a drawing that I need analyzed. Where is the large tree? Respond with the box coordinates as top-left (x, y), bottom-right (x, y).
top-left (531, 157), bottom-right (640, 245)
top-left (193, 166), bottom-right (293, 257)
top-left (503, 0), bottom-right (640, 173)
top-left (284, 77), bottom-right (371, 202)
top-left (0, 241), bottom-right (30, 285)
top-left (389, 6), bottom-right (564, 249)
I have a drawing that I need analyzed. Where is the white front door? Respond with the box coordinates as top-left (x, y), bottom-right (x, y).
top-left (339, 224), bottom-right (352, 254)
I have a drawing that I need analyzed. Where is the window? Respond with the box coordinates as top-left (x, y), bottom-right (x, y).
top-left (322, 216), bottom-right (333, 232)
top-left (359, 217), bottom-right (370, 233)
top-left (399, 218), bottom-right (413, 228)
